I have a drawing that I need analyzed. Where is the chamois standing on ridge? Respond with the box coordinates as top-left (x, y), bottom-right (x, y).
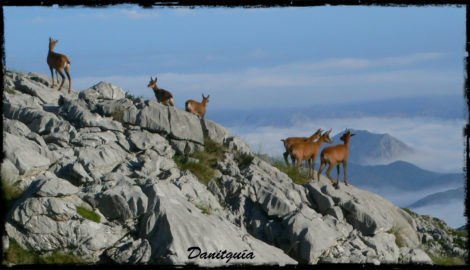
top-left (289, 129), bottom-right (333, 178)
top-left (317, 130), bottom-right (356, 187)
top-left (281, 128), bottom-right (323, 167)
top-left (47, 37), bottom-right (72, 93)
top-left (185, 94), bottom-right (210, 119)
top-left (147, 76), bottom-right (175, 106)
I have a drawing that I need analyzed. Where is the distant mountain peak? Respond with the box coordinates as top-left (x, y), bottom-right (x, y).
top-left (331, 129), bottom-right (414, 166)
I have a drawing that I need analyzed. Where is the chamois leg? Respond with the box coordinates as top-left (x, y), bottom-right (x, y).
top-left (336, 165), bottom-right (341, 184)
top-left (55, 70), bottom-right (60, 85)
top-left (317, 161), bottom-right (326, 182)
top-left (57, 69), bottom-right (66, 91)
top-left (283, 151), bottom-right (289, 167)
top-left (343, 162), bottom-right (349, 186)
top-left (311, 154), bottom-right (317, 180)
top-left (49, 67), bottom-right (55, 87)
top-left (64, 65), bottom-right (72, 93)
top-left (325, 163), bottom-right (336, 184)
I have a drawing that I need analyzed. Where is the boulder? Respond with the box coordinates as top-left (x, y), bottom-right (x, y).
top-left (139, 181), bottom-right (297, 266)
top-left (203, 119), bottom-right (230, 144)
top-left (79, 81), bottom-right (126, 101)
top-left (3, 132), bottom-right (50, 176)
top-left (58, 99), bottom-right (124, 132)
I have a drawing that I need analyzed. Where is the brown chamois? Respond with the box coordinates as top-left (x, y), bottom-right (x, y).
top-left (185, 94), bottom-right (210, 119)
top-left (281, 128), bottom-right (323, 167)
top-left (317, 130), bottom-right (356, 187)
top-left (47, 37), bottom-right (72, 93)
top-left (289, 129), bottom-right (333, 178)
top-left (147, 76), bottom-right (175, 106)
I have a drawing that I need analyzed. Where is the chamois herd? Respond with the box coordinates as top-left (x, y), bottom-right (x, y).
top-left (45, 37), bottom-right (354, 187)
top-left (282, 129), bottom-right (356, 187)
top-left (46, 37), bottom-right (209, 118)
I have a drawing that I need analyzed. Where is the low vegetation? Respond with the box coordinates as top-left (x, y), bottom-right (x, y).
top-left (194, 202), bottom-right (212, 215)
top-left (3, 239), bottom-right (86, 265)
top-left (173, 137), bottom-right (226, 186)
top-left (77, 206), bottom-right (101, 223)
top-left (272, 159), bottom-right (311, 185)
top-left (5, 88), bottom-right (17, 95)
top-left (2, 181), bottom-right (24, 215)
top-left (428, 253), bottom-right (466, 266)
top-left (387, 226), bottom-right (406, 248)
top-left (234, 151), bottom-right (254, 168)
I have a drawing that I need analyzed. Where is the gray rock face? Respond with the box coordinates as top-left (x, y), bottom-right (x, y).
top-left (3, 70), bottom-right (465, 266)
top-left (3, 132), bottom-right (51, 176)
top-left (80, 81), bottom-right (126, 101)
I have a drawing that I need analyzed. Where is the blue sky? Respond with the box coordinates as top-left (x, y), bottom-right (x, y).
top-left (4, 5), bottom-right (466, 110)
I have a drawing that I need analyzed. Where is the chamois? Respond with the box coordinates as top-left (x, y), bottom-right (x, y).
top-left (289, 129), bottom-right (333, 178)
top-left (147, 76), bottom-right (175, 106)
top-left (317, 130), bottom-right (356, 187)
top-left (185, 94), bottom-right (210, 119)
top-left (281, 128), bottom-right (322, 167)
top-left (47, 37), bottom-right (72, 93)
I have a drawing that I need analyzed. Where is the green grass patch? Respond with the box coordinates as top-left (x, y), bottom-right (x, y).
top-left (39, 251), bottom-right (87, 264)
top-left (173, 137), bottom-right (226, 186)
top-left (111, 109), bottom-right (124, 123)
top-left (5, 88), bottom-right (16, 95)
top-left (194, 203), bottom-right (212, 215)
top-left (3, 239), bottom-right (86, 265)
top-left (428, 253), bottom-right (466, 266)
top-left (3, 239), bottom-right (39, 265)
top-left (272, 159), bottom-right (310, 185)
top-left (401, 208), bottom-right (418, 218)
top-left (2, 181), bottom-right (24, 214)
top-left (77, 206), bottom-right (101, 223)
top-left (387, 227), bottom-right (406, 248)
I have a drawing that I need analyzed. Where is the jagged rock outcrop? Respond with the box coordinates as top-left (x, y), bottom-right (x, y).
top-left (2, 70), bottom-right (466, 266)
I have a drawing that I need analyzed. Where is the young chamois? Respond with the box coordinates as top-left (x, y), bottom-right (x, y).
top-left (281, 128), bottom-right (323, 167)
top-left (147, 76), bottom-right (175, 106)
top-left (289, 129), bottom-right (333, 178)
top-left (317, 130), bottom-right (356, 187)
top-left (185, 94), bottom-right (210, 119)
top-left (47, 37), bottom-right (72, 93)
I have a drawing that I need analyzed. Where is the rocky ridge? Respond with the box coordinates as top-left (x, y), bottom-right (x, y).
top-left (1, 70), bottom-right (467, 266)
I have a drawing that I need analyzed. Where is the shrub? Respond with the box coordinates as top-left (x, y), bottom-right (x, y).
top-left (234, 151), bottom-right (254, 168)
top-left (77, 206), bottom-right (101, 223)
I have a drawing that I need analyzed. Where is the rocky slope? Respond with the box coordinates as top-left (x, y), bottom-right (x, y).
top-left (1, 70), bottom-right (467, 266)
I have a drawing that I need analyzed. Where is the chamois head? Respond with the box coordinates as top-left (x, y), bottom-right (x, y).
top-left (310, 128), bottom-right (323, 140)
top-left (147, 76), bottom-right (158, 89)
top-left (321, 129), bottom-right (333, 143)
top-left (49, 37), bottom-right (59, 51)
top-left (340, 130), bottom-right (356, 142)
top-left (202, 94), bottom-right (210, 104)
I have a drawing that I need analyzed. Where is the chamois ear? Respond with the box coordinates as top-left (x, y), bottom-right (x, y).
top-left (150, 76), bottom-right (153, 81)
top-left (155, 76), bottom-right (158, 82)
top-left (207, 95), bottom-right (210, 99)
top-left (49, 37), bottom-right (52, 41)
top-left (351, 133), bottom-right (356, 137)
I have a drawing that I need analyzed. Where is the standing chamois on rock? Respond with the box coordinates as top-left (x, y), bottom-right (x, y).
top-left (281, 129), bottom-right (323, 167)
top-left (289, 129), bottom-right (333, 178)
top-left (317, 129), bottom-right (356, 187)
top-left (185, 94), bottom-right (210, 119)
top-left (147, 76), bottom-right (175, 106)
top-left (47, 37), bottom-right (72, 93)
